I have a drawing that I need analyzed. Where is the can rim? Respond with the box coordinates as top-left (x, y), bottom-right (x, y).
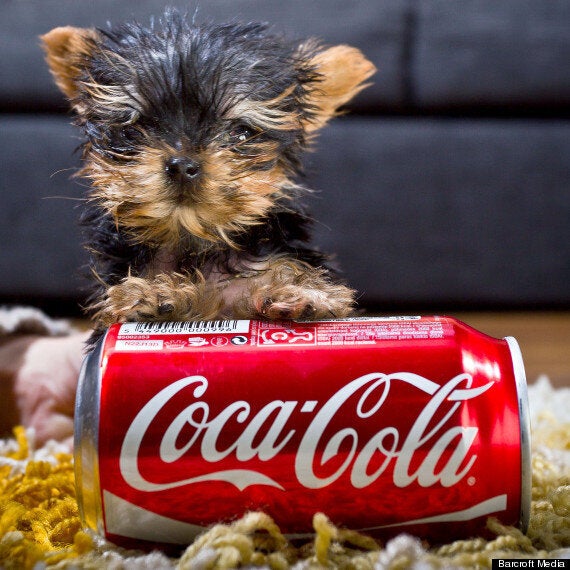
top-left (74, 333), bottom-right (106, 536)
top-left (504, 336), bottom-right (531, 534)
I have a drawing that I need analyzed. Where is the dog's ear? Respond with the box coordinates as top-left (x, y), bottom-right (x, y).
top-left (41, 26), bottom-right (99, 100)
top-left (302, 45), bottom-right (376, 132)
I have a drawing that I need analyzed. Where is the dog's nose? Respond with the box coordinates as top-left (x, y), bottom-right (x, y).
top-left (165, 156), bottom-right (201, 184)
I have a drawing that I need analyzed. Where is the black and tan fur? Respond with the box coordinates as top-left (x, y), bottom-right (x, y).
top-left (42, 10), bottom-right (375, 337)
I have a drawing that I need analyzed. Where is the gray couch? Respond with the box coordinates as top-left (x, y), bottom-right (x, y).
top-left (2, 0), bottom-right (569, 316)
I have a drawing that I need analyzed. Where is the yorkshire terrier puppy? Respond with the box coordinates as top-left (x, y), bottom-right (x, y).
top-left (42, 10), bottom-right (375, 336)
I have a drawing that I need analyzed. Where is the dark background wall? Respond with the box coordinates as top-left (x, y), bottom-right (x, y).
top-left (1, 0), bottom-right (569, 317)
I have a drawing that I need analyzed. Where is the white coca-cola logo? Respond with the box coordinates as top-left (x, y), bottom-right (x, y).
top-left (119, 373), bottom-right (493, 492)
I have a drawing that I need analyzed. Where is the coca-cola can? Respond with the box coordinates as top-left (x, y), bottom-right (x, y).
top-left (74, 316), bottom-right (531, 547)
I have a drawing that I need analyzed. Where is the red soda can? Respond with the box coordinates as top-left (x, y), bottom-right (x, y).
top-left (74, 316), bottom-right (530, 547)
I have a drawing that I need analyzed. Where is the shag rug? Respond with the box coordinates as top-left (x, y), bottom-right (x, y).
top-left (1, 377), bottom-right (568, 569)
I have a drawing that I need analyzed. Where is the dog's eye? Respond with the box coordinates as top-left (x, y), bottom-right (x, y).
top-left (227, 124), bottom-right (256, 144)
top-left (119, 125), bottom-right (142, 143)
top-left (104, 125), bottom-right (141, 159)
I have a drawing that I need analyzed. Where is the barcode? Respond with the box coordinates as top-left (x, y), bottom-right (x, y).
top-left (118, 320), bottom-right (250, 335)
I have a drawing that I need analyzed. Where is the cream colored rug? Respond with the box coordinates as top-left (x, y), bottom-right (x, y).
top-left (1, 377), bottom-right (568, 569)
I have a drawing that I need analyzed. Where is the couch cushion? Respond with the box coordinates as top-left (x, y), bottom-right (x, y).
top-left (305, 117), bottom-right (570, 307)
top-left (0, 0), bottom-right (405, 112)
top-left (2, 115), bottom-right (569, 309)
top-left (0, 117), bottom-right (84, 298)
top-left (414, 0), bottom-right (570, 109)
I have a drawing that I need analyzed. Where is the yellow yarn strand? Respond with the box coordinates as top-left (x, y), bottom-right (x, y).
top-left (0, 427), bottom-right (93, 569)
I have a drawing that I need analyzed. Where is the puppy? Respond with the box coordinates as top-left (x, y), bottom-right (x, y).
top-left (42, 10), bottom-right (375, 337)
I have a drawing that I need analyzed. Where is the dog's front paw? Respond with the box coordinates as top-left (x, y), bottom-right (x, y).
top-left (254, 286), bottom-right (355, 320)
top-left (93, 276), bottom-right (179, 326)
top-left (93, 274), bottom-right (222, 327)
top-left (255, 295), bottom-right (316, 321)
top-left (245, 259), bottom-right (356, 320)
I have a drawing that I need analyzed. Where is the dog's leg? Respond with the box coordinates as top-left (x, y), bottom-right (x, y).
top-left (93, 272), bottom-right (223, 327)
top-left (230, 258), bottom-right (356, 320)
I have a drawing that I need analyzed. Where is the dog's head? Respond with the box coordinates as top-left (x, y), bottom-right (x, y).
top-left (42, 11), bottom-right (375, 248)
